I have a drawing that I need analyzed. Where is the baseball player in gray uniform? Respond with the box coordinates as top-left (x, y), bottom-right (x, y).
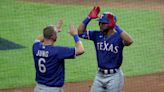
top-left (78, 6), bottom-right (133, 92)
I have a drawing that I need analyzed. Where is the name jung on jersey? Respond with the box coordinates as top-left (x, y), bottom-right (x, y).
top-left (96, 41), bottom-right (119, 54)
top-left (36, 50), bottom-right (49, 57)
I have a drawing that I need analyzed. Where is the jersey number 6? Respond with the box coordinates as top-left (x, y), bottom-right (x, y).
top-left (38, 58), bottom-right (46, 73)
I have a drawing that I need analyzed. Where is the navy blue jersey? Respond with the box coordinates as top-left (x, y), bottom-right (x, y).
top-left (79, 30), bottom-right (124, 69)
top-left (32, 40), bottom-right (75, 87)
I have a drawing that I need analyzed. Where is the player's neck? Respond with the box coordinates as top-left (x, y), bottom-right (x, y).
top-left (103, 29), bottom-right (115, 36)
top-left (43, 39), bottom-right (54, 45)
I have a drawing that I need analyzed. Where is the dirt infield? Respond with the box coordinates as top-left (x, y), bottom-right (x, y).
top-left (1, 0), bottom-right (164, 92)
top-left (0, 72), bottom-right (164, 92)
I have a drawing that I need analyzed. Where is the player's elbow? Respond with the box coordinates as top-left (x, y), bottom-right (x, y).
top-left (76, 46), bottom-right (85, 56)
top-left (78, 24), bottom-right (86, 35)
top-left (127, 40), bottom-right (133, 46)
top-left (129, 38), bottom-right (134, 45)
top-left (75, 41), bottom-right (85, 56)
top-left (76, 48), bottom-right (85, 56)
top-left (124, 39), bottom-right (133, 46)
top-left (78, 29), bottom-right (83, 35)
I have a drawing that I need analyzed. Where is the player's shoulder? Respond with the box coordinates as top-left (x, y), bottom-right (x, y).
top-left (33, 40), bottom-right (42, 47)
top-left (52, 46), bottom-right (75, 53)
top-left (53, 46), bottom-right (70, 50)
top-left (88, 30), bottom-right (101, 34)
top-left (113, 31), bottom-right (122, 38)
top-left (33, 40), bottom-right (42, 46)
top-left (53, 45), bottom-right (66, 48)
top-left (88, 30), bottom-right (99, 32)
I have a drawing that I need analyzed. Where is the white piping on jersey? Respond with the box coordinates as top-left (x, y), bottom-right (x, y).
top-left (87, 30), bottom-right (90, 40)
top-left (34, 39), bottom-right (41, 43)
top-left (74, 47), bottom-right (77, 58)
top-left (122, 40), bottom-right (125, 46)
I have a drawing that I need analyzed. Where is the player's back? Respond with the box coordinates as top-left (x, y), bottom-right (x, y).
top-left (32, 41), bottom-right (75, 87)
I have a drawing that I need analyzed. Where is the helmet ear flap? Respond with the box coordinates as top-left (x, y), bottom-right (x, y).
top-left (106, 13), bottom-right (116, 29)
top-left (98, 12), bottom-right (116, 29)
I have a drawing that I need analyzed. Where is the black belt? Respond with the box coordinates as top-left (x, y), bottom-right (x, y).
top-left (98, 68), bottom-right (118, 74)
top-left (47, 85), bottom-right (63, 87)
top-left (37, 82), bottom-right (63, 88)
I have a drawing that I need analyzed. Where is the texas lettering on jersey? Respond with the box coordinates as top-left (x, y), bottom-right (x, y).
top-left (96, 41), bottom-right (119, 53)
top-left (79, 30), bottom-right (124, 69)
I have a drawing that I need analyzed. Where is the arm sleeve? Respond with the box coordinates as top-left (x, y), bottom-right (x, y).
top-left (57, 46), bottom-right (76, 59)
top-left (78, 30), bottom-right (96, 41)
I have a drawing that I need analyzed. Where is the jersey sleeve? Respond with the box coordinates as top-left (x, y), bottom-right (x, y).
top-left (32, 40), bottom-right (42, 50)
top-left (78, 30), bottom-right (96, 41)
top-left (57, 46), bottom-right (76, 60)
top-left (34, 39), bottom-right (41, 43)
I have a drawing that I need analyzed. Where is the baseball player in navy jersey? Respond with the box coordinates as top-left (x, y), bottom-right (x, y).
top-left (32, 20), bottom-right (84, 92)
top-left (78, 6), bottom-right (133, 92)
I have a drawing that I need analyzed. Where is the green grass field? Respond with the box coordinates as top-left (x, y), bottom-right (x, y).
top-left (0, 0), bottom-right (163, 89)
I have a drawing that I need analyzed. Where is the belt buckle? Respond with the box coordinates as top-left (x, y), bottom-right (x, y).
top-left (98, 68), bottom-right (117, 74)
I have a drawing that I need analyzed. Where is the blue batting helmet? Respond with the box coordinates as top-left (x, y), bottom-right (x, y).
top-left (98, 12), bottom-right (117, 28)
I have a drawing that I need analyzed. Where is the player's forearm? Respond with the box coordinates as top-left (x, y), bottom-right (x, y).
top-left (73, 35), bottom-right (84, 55)
top-left (36, 35), bottom-right (44, 42)
top-left (115, 25), bottom-right (133, 46)
top-left (78, 23), bottom-right (87, 34)
top-left (120, 32), bottom-right (133, 46)
top-left (78, 17), bottom-right (91, 35)
top-left (75, 41), bottom-right (84, 56)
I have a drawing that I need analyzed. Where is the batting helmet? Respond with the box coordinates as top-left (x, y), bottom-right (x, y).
top-left (98, 12), bottom-right (116, 29)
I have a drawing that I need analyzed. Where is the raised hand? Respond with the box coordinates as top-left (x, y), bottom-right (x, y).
top-left (55, 19), bottom-right (63, 32)
top-left (69, 24), bottom-right (78, 36)
top-left (88, 6), bottom-right (100, 19)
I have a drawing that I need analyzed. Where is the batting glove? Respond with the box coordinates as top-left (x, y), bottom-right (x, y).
top-left (88, 6), bottom-right (100, 19)
top-left (83, 6), bottom-right (100, 25)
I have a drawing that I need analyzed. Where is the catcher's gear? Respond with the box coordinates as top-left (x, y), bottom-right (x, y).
top-left (88, 6), bottom-right (100, 19)
top-left (98, 12), bottom-right (116, 29)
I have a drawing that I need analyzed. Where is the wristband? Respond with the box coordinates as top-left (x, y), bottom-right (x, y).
top-left (115, 25), bottom-right (124, 35)
top-left (73, 35), bottom-right (80, 43)
top-left (82, 16), bottom-right (91, 25)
